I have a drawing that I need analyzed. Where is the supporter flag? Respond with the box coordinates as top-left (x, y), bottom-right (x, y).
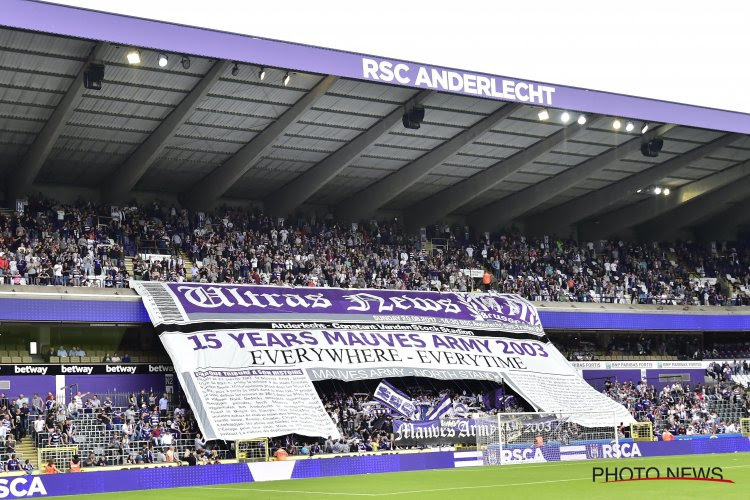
top-left (425, 395), bottom-right (452, 421)
top-left (373, 380), bottom-right (417, 419)
top-left (453, 402), bottom-right (469, 417)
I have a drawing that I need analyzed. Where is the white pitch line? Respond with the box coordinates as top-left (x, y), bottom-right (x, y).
top-left (195, 477), bottom-right (589, 497)
top-left (194, 487), bottom-right (378, 496)
top-left (194, 458), bottom-right (750, 497)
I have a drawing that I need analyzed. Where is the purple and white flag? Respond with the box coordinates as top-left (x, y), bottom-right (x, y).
top-left (373, 380), bottom-right (417, 419)
top-left (425, 395), bottom-right (452, 420)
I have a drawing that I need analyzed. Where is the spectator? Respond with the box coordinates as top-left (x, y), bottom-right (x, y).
top-left (274, 446), bottom-right (288, 461)
top-left (69, 455), bottom-right (82, 472)
top-left (44, 459), bottom-right (60, 474)
top-left (194, 432), bottom-right (205, 452)
top-left (159, 393), bottom-right (169, 417)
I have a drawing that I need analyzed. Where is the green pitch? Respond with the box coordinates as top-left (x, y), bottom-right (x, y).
top-left (77, 452), bottom-right (750, 499)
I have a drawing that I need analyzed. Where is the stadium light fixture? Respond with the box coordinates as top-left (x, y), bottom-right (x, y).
top-left (181, 56), bottom-right (191, 70)
top-left (258, 67), bottom-right (266, 80)
top-left (157, 53), bottom-right (168, 67)
top-left (126, 49), bottom-right (141, 65)
top-left (653, 186), bottom-right (662, 195)
top-left (636, 188), bottom-right (643, 193)
top-left (612, 119), bottom-right (622, 130)
top-left (577, 114), bottom-right (587, 125)
top-left (560, 111), bottom-right (570, 123)
top-left (663, 188), bottom-right (671, 195)
top-left (232, 63), bottom-right (239, 76)
top-left (625, 122), bottom-right (635, 132)
top-left (537, 109), bottom-right (550, 121)
top-left (283, 72), bottom-right (291, 86)
top-left (641, 123), bottom-right (650, 134)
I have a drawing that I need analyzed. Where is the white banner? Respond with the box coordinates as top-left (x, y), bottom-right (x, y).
top-left (158, 326), bottom-right (634, 439)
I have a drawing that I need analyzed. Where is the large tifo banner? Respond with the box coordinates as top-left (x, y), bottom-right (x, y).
top-left (132, 283), bottom-right (634, 440)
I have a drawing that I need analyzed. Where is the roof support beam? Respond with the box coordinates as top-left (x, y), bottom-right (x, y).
top-left (103, 60), bottom-right (231, 203)
top-left (264, 90), bottom-right (430, 216)
top-left (578, 159), bottom-right (750, 239)
top-left (524, 130), bottom-right (741, 234)
top-left (8, 42), bottom-right (104, 201)
top-left (336, 103), bottom-right (522, 221)
top-left (405, 120), bottom-right (588, 230)
top-left (182, 75), bottom-right (338, 209)
top-left (635, 172), bottom-right (750, 239)
top-left (469, 123), bottom-right (675, 232)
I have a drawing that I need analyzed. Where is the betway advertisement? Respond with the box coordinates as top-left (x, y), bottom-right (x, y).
top-left (133, 282), bottom-right (634, 440)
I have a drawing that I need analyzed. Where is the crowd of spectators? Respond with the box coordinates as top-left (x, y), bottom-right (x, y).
top-left (0, 386), bottom-right (223, 472)
top-left (0, 198), bottom-right (750, 305)
top-left (604, 374), bottom-right (749, 438)
top-left (2, 196), bottom-right (749, 305)
top-left (33, 388), bottom-right (210, 466)
top-left (269, 380), bottom-right (528, 457)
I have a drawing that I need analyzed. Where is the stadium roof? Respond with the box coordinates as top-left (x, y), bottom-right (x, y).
top-left (2, 26), bottom-right (750, 238)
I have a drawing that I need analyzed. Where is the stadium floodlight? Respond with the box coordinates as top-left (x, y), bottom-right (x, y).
top-left (612, 119), bottom-right (622, 130)
top-left (181, 56), bottom-right (191, 69)
top-left (560, 111), bottom-right (570, 123)
top-left (663, 188), bottom-right (671, 195)
top-left (258, 67), bottom-right (266, 80)
top-left (577, 114), bottom-right (587, 125)
top-left (157, 53), bottom-right (168, 67)
top-left (126, 49), bottom-right (141, 65)
top-left (537, 109), bottom-right (550, 121)
top-left (636, 188), bottom-right (642, 193)
top-left (283, 72), bottom-right (291, 86)
top-left (625, 121), bottom-right (634, 132)
top-left (232, 63), bottom-right (239, 76)
top-left (641, 122), bottom-right (650, 134)
top-left (653, 186), bottom-right (662, 195)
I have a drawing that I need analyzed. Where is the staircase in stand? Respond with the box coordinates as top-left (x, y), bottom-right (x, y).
top-left (180, 250), bottom-right (195, 280)
top-left (16, 436), bottom-right (38, 470)
top-left (124, 255), bottom-right (134, 277)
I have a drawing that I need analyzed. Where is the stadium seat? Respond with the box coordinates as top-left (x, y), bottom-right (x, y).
top-left (69, 356), bottom-right (81, 363)
top-left (0, 356), bottom-right (10, 364)
top-left (11, 356), bottom-right (21, 363)
top-left (21, 356), bottom-right (31, 363)
top-left (50, 356), bottom-right (60, 363)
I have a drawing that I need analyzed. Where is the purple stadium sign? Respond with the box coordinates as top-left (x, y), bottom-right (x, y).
top-left (3, 0), bottom-right (750, 133)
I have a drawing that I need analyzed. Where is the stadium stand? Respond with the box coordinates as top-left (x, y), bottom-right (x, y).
top-left (0, 10), bottom-right (747, 495)
top-left (1, 196), bottom-right (749, 306)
